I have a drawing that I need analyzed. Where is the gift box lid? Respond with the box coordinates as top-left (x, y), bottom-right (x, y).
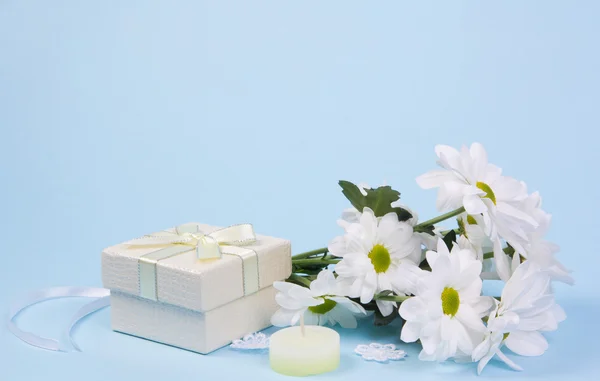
top-left (101, 223), bottom-right (292, 313)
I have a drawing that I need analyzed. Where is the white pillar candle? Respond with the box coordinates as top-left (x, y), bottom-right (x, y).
top-left (269, 325), bottom-right (340, 377)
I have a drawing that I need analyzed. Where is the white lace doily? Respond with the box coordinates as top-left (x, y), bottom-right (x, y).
top-left (354, 343), bottom-right (406, 362)
top-left (230, 332), bottom-right (270, 350)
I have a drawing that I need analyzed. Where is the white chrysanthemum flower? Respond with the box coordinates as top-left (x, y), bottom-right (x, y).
top-left (399, 239), bottom-right (494, 362)
top-left (515, 193), bottom-right (573, 284)
top-left (488, 260), bottom-right (566, 356)
top-left (416, 143), bottom-right (538, 254)
top-left (473, 261), bottom-right (566, 374)
top-left (271, 270), bottom-right (366, 329)
top-left (472, 308), bottom-right (523, 375)
top-left (329, 207), bottom-right (424, 316)
top-left (337, 182), bottom-right (436, 256)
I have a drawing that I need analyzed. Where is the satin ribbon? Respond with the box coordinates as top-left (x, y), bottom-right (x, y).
top-left (7, 287), bottom-right (110, 352)
top-left (126, 223), bottom-right (260, 300)
top-left (8, 225), bottom-right (260, 351)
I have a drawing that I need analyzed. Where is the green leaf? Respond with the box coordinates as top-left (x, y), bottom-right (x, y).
top-left (391, 206), bottom-right (413, 222)
top-left (442, 229), bottom-right (457, 251)
top-left (338, 181), bottom-right (413, 221)
top-left (338, 180), bottom-right (367, 212)
top-left (364, 186), bottom-right (400, 216)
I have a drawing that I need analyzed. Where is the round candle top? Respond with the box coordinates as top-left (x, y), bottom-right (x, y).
top-left (269, 325), bottom-right (340, 377)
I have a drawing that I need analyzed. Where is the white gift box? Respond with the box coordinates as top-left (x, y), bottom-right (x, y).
top-left (101, 223), bottom-right (292, 354)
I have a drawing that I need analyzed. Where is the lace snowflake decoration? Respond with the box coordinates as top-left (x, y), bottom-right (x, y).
top-left (230, 332), bottom-right (270, 350)
top-left (354, 343), bottom-right (407, 362)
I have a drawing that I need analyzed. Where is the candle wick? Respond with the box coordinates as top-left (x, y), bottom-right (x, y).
top-left (300, 313), bottom-right (306, 337)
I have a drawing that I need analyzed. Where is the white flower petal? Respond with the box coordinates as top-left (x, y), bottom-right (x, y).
top-left (390, 263), bottom-right (424, 296)
top-left (329, 306), bottom-right (358, 328)
top-left (440, 315), bottom-right (453, 341)
top-left (471, 296), bottom-right (496, 317)
top-left (455, 304), bottom-right (486, 332)
top-left (455, 319), bottom-right (475, 354)
top-left (273, 281), bottom-right (297, 293)
top-left (399, 296), bottom-right (427, 321)
top-left (377, 272), bottom-right (393, 293)
top-left (472, 337), bottom-right (492, 362)
top-left (271, 308), bottom-right (299, 327)
top-left (437, 181), bottom-right (469, 211)
top-left (310, 269), bottom-right (335, 296)
top-left (477, 352), bottom-right (495, 376)
top-left (376, 212), bottom-right (402, 243)
top-left (493, 239), bottom-right (512, 282)
top-left (435, 144), bottom-right (462, 170)
top-left (376, 299), bottom-right (396, 317)
top-left (400, 320), bottom-right (422, 343)
top-left (416, 169), bottom-right (458, 189)
top-left (328, 236), bottom-right (347, 257)
top-left (505, 331), bottom-right (548, 357)
top-left (496, 202), bottom-right (538, 228)
top-left (426, 249), bottom-right (440, 268)
top-left (302, 311), bottom-right (321, 326)
top-left (346, 225), bottom-right (370, 253)
top-left (360, 207), bottom-right (378, 242)
top-left (288, 286), bottom-right (321, 306)
top-left (495, 348), bottom-right (523, 372)
top-left (463, 194), bottom-right (488, 214)
top-left (469, 143), bottom-right (488, 176)
top-left (340, 208), bottom-right (361, 224)
top-left (330, 296), bottom-right (366, 315)
top-left (453, 260), bottom-right (482, 290)
top-left (359, 271), bottom-right (377, 304)
top-left (550, 304), bottom-right (567, 323)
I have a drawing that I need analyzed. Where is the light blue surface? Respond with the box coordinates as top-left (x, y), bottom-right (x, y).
top-left (1, 1), bottom-right (599, 379)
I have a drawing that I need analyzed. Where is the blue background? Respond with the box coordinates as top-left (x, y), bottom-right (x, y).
top-left (1, 1), bottom-right (599, 379)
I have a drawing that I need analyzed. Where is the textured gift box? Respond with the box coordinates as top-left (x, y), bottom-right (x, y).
top-left (101, 223), bottom-right (292, 354)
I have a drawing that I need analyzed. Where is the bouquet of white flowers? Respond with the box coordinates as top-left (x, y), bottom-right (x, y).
top-left (272, 143), bottom-right (572, 375)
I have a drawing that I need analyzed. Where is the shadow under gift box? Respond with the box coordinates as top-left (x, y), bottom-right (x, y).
top-left (101, 223), bottom-right (292, 354)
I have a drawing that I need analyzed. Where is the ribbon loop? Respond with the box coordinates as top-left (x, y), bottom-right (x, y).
top-left (7, 287), bottom-right (110, 352)
top-left (174, 223), bottom-right (202, 235)
top-left (208, 224), bottom-right (257, 247)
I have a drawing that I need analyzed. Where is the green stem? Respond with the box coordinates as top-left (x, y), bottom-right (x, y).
top-left (292, 258), bottom-right (341, 266)
top-left (414, 206), bottom-right (466, 229)
top-left (482, 246), bottom-right (515, 260)
top-left (440, 228), bottom-right (460, 235)
top-left (374, 294), bottom-right (411, 302)
top-left (292, 247), bottom-right (329, 260)
top-left (287, 274), bottom-right (312, 287)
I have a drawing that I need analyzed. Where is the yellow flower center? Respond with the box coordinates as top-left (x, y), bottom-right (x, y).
top-left (503, 332), bottom-right (510, 341)
top-left (476, 181), bottom-right (497, 205)
top-left (459, 215), bottom-right (479, 238)
top-left (368, 244), bottom-right (392, 273)
top-left (466, 215), bottom-right (478, 225)
top-left (441, 287), bottom-right (460, 316)
top-left (308, 298), bottom-right (337, 314)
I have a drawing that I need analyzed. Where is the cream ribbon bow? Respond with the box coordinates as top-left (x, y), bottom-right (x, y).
top-left (128, 223), bottom-right (257, 260)
top-left (126, 223), bottom-right (258, 301)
